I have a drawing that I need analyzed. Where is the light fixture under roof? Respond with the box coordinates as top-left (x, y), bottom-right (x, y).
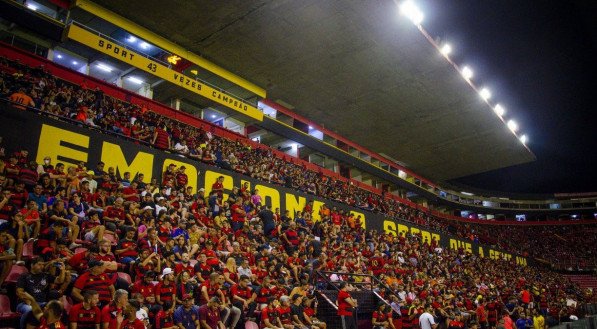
top-left (519, 134), bottom-right (528, 144)
top-left (494, 104), bottom-right (505, 117)
top-left (139, 42), bottom-right (150, 49)
top-left (461, 66), bottom-right (474, 80)
top-left (127, 76), bottom-right (144, 84)
top-left (26, 3), bottom-right (37, 11)
top-left (479, 87), bottom-right (492, 100)
top-left (56, 54), bottom-right (62, 59)
top-left (507, 120), bottom-right (519, 132)
top-left (127, 36), bottom-right (137, 43)
top-left (399, 0), bottom-right (424, 25)
top-left (72, 61), bottom-right (78, 65)
top-left (96, 63), bottom-right (113, 72)
top-left (440, 44), bottom-right (452, 56)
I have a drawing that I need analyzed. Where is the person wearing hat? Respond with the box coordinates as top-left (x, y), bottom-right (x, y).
top-left (82, 169), bottom-right (98, 193)
top-left (72, 260), bottom-right (114, 306)
top-left (155, 196), bottom-right (168, 216)
top-left (174, 293), bottom-right (200, 329)
top-left (155, 267), bottom-right (176, 307)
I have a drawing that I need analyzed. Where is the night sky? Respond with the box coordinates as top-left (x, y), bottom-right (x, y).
top-left (416, 1), bottom-right (597, 194)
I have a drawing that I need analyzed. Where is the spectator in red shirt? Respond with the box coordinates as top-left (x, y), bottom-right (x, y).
top-left (372, 303), bottom-right (396, 329)
top-left (211, 176), bottom-right (225, 197)
top-left (154, 301), bottom-right (176, 329)
top-left (69, 289), bottom-right (101, 329)
top-left (20, 292), bottom-right (65, 329)
top-left (175, 166), bottom-right (188, 189)
top-left (121, 303), bottom-right (145, 329)
top-left (102, 197), bottom-right (125, 231)
top-left (199, 297), bottom-right (225, 329)
top-left (131, 270), bottom-right (156, 303)
top-left (72, 260), bottom-right (115, 307)
top-left (337, 282), bottom-right (358, 329)
top-left (230, 275), bottom-right (257, 321)
top-left (101, 289), bottom-right (129, 329)
top-left (115, 228), bottom-right (139, 265)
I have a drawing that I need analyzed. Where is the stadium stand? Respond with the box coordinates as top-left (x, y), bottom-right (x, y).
top-left (0, 42), bottom-right (596, 329)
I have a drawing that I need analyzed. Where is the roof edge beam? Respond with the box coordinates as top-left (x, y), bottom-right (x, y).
top-left (73, 0), bottom-right (266, 98)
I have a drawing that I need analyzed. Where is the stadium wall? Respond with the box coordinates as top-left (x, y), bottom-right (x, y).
top-left (0, 107), bottom-right (529, 266)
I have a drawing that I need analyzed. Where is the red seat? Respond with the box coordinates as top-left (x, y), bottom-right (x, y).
top-left (0, 294), bottom-right (21, 321)
top-left (4, 265), bottom-right (28, 284)
top-left (117, 272), bottom-right (132, 285)
top-left (245, 321), bottom-right (259, 329)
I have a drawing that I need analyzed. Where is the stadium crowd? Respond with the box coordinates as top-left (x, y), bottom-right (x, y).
top-left (0, 55), bottom-right (595, 329)
top-left (1, 55), bottom-right (595, 271)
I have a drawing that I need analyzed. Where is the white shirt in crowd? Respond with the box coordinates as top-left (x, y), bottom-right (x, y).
top-left (419, 312), bottom-right (436, 329)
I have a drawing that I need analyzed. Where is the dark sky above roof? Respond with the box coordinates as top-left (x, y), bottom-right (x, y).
top-left (425, 0), bottom-right (597, 193)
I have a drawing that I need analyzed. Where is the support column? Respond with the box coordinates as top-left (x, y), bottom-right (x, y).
top-left (169, 98), bottom-right (181, 110)
top-left (47, 48), bottom-right (55, 61)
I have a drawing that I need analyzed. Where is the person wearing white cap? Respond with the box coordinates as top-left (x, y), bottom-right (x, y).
top-left (155, 268), bottom-right (176, 308)
top-left (155, 196), bottom-right (168, 216)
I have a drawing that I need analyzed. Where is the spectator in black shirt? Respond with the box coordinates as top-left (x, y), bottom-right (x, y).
top-left (16, 256), bottom-right (67, 329)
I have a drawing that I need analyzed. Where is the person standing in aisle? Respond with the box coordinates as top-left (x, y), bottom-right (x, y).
top-left (337, 282), bottom-right (358, 329)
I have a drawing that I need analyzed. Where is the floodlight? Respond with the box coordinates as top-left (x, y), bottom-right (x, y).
top-left (479, 88), bottom-right (491, 100)
top-left (494, 104), bottom-right (505, 117)
top-left (519, 134), bottom-right (527, 144)
top-left (440, 44), bottom-right (452, 56)
top-left (400, 1), bottom-right (424, 25)
top-left (461, 66), bottom-right (473, 80)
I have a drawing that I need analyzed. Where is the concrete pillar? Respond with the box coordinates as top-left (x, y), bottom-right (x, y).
top-left (115, 77), bottom-right (123, 88)
top-left (47, 48), bottom-right (54, 61)
top-left (170, 98), bottom-right (181, 110)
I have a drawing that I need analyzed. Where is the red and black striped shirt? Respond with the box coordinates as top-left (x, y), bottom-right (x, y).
top-left (154, 281), bottom-right (176, 303)
top-left (74, 272), bottom-right (113, 304)
top-left (69, 303), bottom-right (101, 329)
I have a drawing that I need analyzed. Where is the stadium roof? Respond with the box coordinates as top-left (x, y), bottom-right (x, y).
top-left (89, 0), bottom-right (536, 182)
